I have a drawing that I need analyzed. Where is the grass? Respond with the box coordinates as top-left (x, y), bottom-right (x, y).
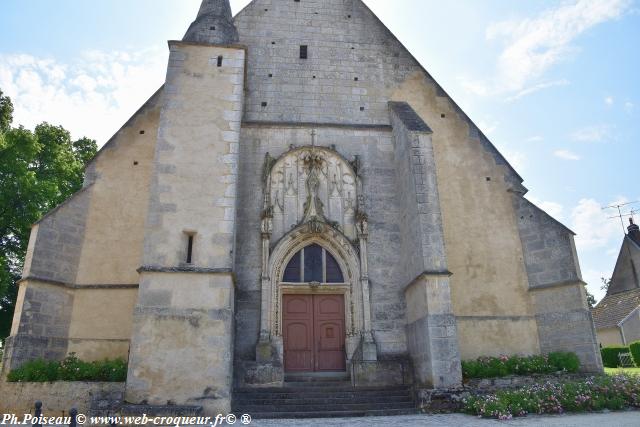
top-left (605, 367), bottom-right (640, 376)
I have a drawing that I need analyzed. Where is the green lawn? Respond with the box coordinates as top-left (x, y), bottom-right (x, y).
top-left (605, 367), bottom-right (640, 376)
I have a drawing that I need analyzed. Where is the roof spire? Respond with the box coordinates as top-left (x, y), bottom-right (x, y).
top-left (183, 0), bottom-right (239, 45)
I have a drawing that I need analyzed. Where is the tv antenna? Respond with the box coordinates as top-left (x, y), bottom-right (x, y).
top-left (604, 201), bottom-right (640, 234)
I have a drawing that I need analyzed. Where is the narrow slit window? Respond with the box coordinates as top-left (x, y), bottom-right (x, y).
top-left (300, 45), bottom-right (308, 59)
top-left (186, 234), bottom-right (194, 264)
top-left (217, 56), bottom-right (223, 67)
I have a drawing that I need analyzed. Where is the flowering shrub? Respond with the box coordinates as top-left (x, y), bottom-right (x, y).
top-left (7, 354), bottom-right (126, 382)
top-left (462, 352), bottom-right (580, 379)
top-left (463, 374), bottom-right (640, 419)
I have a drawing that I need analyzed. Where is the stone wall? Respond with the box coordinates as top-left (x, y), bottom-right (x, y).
top-left (389, 101), bottom-right (461, 389)
top-left (234, 124), bottom-right (409, 377)
top-left (514, 195), bottom-right (602, 372)
top-left (513, 196), bottom-right (581, 288)
top-left (5, 88), bottom-right (162, 370)
top-left (24, 188), bottom-right (92, 284)
top-left (389, 71), bottom-right (541, 359)
top-left (126, 272), bottom-right (235, 413)
top-left (235, 0), bottom-right (420, 125)
top-left (532, 284), bottom-right (603, 372)
top-left (596, 326), bottom-right (623, 347)
top-left (126, 41), bottom-right (245, 415)
top-left (75, 89), bottom-right (162, 286)
top-left (0, 381), bottom-right (124, 416)
top-left (3, 281), bottom-right (74, 372)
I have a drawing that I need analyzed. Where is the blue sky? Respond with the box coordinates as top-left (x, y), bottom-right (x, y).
top-left (1, 0), bottom-right (638, 301)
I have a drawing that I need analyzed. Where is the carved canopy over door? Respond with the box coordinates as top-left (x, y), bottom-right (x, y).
top-left (259, 145), bottom-right (376, 363)
top-left (264, 146), bottom-right (362, 243)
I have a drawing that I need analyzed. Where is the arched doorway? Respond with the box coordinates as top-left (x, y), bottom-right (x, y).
top-left (257, 145), bottom-right (378, 373)
top-left (281, 244), bottom-right (347, 372)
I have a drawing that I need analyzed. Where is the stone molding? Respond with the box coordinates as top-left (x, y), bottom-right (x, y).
top-left (18, 276), bottom-right (138, 290)
top-left (404, 270), bottom-right (454, 292)
top-left (243, 120), bottom-right (392, 131)
top-left (167, 40), bottom-right (248, 52)
top-left (138, 266), bottom-right (233, 275)
top-left (528, 279), bottom-right (588, 292)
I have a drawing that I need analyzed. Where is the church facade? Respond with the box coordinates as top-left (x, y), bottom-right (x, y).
top-left (2, 0), bottom-right (602, 415)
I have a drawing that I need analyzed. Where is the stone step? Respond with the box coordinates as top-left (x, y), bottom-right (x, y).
top-left (241, 408), bottom-right (419, 419)
top-left (235, 385), bottom-right (411, 394)
top-left (282, 381), bottom-right (353, 388)
top-left (233, 382), bottom-right (416, 419)
top-left (236, 401), bottom-right (416, 413)
top-left (234, 390), bottom-right (413, 400)
top-left (234, 395), bottom-right (414, 406)
top-left (120, 404), bottom-right (203, 417)
top-left (284, 372), bottom-right (350, 382)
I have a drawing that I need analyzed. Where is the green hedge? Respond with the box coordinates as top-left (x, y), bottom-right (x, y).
top-left (7, 354), bottom-right (126, 383)
top-left (462, 353), bottom-right (580, 379)
top-left (463, 373), bottom-right (640, 420)
top-left (601, 346), bottom-right (631, 368)
top-left (630, 342), bottom-right (640, 367)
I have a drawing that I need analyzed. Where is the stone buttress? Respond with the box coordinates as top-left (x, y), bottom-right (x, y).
top-left (124, 0), bottom-right (245, 414)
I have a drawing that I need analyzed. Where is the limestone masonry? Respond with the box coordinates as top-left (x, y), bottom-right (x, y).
top-left (2, 0), bottom-right (602, 415)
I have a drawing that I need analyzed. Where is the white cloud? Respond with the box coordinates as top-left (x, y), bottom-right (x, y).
top-left (526, 136), bottom-right (544, 142)
top-left (554, 149), bottom-right (581, 160)
top-left (570, 124), bottom-right (612, 142)
top-left (625, 101), bottom-right (635, 112)
top-left (571, 198), bottom-right (625, 250)
top-left (604, 96), bottom-right (614, 106)
top-left (470, 0), bottom-right (631, 99)
top-left (459, 77), bottom-right (490, 97)
top-left (0, 47), bottom-right (167, 145)
top-left (505, 79), bottom-right (570, 102)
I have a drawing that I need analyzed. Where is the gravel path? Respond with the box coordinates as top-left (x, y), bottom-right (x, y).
top-left (250, 411), bottom-right (639, 427)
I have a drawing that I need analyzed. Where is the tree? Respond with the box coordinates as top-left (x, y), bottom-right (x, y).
top-left (601, 277), bottom-right (611, 293)
top-left (0, 90), bottom-right (13, 133)
top-left (585, 288), bottom-right (597, 309)
top-left (0, 89), bottom-right (97, 343)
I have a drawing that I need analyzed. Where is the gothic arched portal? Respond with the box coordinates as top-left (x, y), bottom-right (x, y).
top-left (258, 146), bottom-right (376, 369)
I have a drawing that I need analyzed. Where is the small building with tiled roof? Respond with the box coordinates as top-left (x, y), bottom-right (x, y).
top-left (592, 218), bottom-right (640, 346)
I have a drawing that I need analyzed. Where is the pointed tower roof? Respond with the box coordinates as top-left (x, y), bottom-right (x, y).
top-left (183, 0), bottom-right (239, 45)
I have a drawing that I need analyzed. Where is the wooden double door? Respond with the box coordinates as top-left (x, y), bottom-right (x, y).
top-left (283, 294), bottom-right (346, 372)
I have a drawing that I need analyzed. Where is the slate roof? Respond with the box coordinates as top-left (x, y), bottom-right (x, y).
top-left (592, 288), bottom-right (640, 329)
